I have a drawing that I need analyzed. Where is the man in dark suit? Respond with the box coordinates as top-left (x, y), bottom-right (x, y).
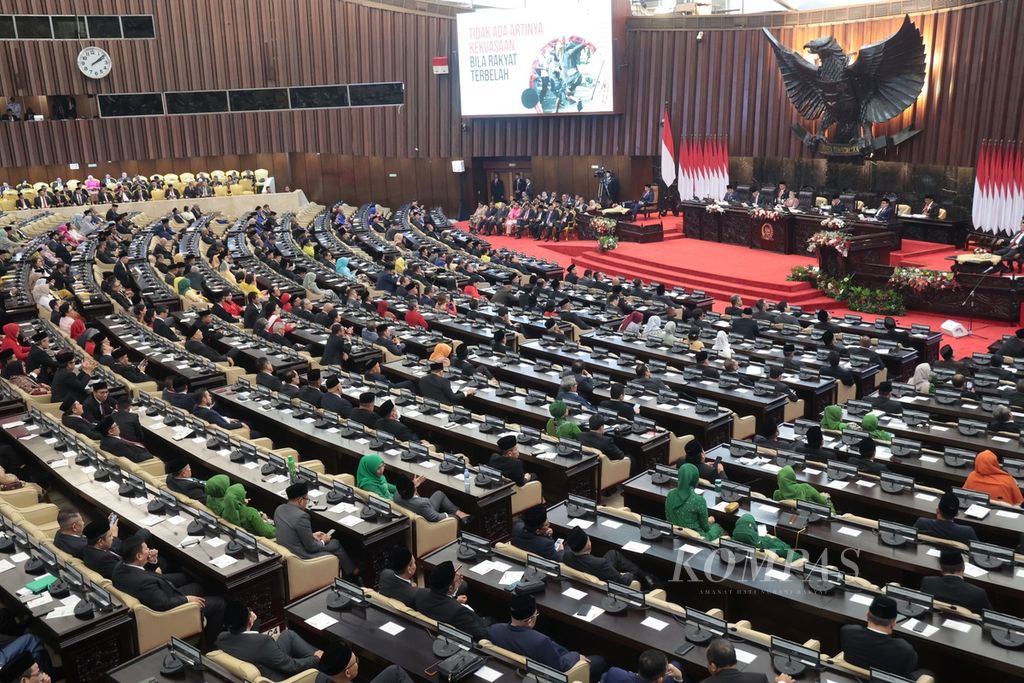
top-left (211, 292), bottom-right (239, 323)
top-left (920, 547), bottom-right (991, 614)
top-left (413, 561), bottom-right (489, 641)
top-left (999, 329), bottom-right (1024, 358)
top-left (489, 434), bottom-right (534, 487)
top-left (53, 509), bottom-right (89, 559)
top-left (184, 325), bottom-right (232, 365)
top-left (881, 317), bottom-right (911, 346)
top-left (874, 198), bottom-right (895, 222)
top-left (321, 323), bottom-right (353, 367)
top-left (112, 250), bottom-right (133, 290)
top-left (193, 389), bottom-right (243, 430)
top-left (82, 519), bottom-right (175, 582)
top-left (255, 357), bottom-right (285, 392)
top-left (487, 593), bottom-right (601, 677)
top-left (274, 483), bottom-right (356, 576)
top-left (162, 376), bottom-right (196, 411)
top-left (599, 383), bottom-right (635, 421)
top-left (868, 381), bottom-right (903, 414)
top-left (164, 457), bottom-right (207, 503)
top-left (374, 399), bottom-right (417, 442)
top-left (579, 414), bottom-right (625, 460)
top-left (730, 308), bottom-right (759, 339)
top-left (920, 194), bottom-right (940, 218)
top-left (82, 381), bottom-right (112, 423)
top-left (109, 347), bottom-right (152, 384)
top-left (111, 395), bottom-right (145, 442)
top-left (510, 505), bottom-right (561, 561)
top-left (913, 492), bottom-right (979, 545)
top-left (216, 601), bottom-right (323, 680)
top-left (695, 351), bottom-right (720, 380)
top-left (113, 536), bottom-right (224, 638)
top-left (98, 415), bottom-right (153, 463)
top-left (420, 361), bottom-right (473, 404)
top-left (723, 185), bottom-right (741, 203)
top-left (821, 350), bottom-right (855, 387)
top-left (60, 397), bottom-right (101, 439)
top-left (839, 595), bottom-right (918, 679)
top-left (25, 332), bottom-right (58, 381)
top-left (376, 547), bottom-right (423, 607)
top-left (243, 293), bottom-right (261, 329)
top-left (296, 369), bottom-right (324, 407)
top-left (349, 392), bottom-right (379, 428)
top-left (563, 527), bottom-right (655, 591)
top-left (319, 376), bottom-right (353, 417)
top-left (152, 306), bottom-right (181, 341)
top-left (51, 350), bottom-right (95, 404)
top-left (703, 638), bottom-right (793, 683)
top-left (849, 437), bottom-right (887, 475)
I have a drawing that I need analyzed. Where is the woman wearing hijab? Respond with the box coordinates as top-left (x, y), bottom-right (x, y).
top-left (820, 404), bottom-right (847, 432)
top-left (546, 399), bottom-right (573, 437)
top-left (335, 256), bottom-right (354, 279)
top-left (773, 465), bottom-right (835, 512)
top-left (429, 343), bottom-right (453, 366)
top-left (356, 454), bottom-right (396, 500)
top-left (222, 483), bottom-right (276, 538)
top-left (862, 414), bottom-right (893, 441)
top-left (660, 320), bottom-right (678, 347)
top-left (686, 326), bottom-right (704, 351)
top-left (0, 324), bottom-right (29, 362)
top-left (279, 292), bottom-right (292, 313)
top-left (375, 299), bottom-right (397, 321)
top-left (204, 474), bottom-right (231, 516)
top-left (665, 463), bottom-right (725, 540)
top-left (302, 269), bottom-right (322, 295)
top-left (964, 450), bottom-right (1024, 505)
top-left (618, 311), bottom-right (644, 334)
top-left (910, 362), bottom-right (932, 394)
top-left (641, 315), bottom-right (662, 339)
top-left (712, 330), bottom-right (731, 358)
top-left (732, 513), bottom-right (798, 561)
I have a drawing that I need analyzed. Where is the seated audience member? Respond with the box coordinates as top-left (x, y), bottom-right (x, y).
top-left (223, 482), bottom-right (276, 538)
top-left (847, 437), bottom-right (887, 474)
top-left (164, 457), bottom-right (207, 503)
top-left (869, 381), bottom-right (903, 414)
top-left (274, 483), bottom-right (358, 578)
top-left (373, 399), bottom-right (418, 442)
top-left (53, 508), bottom-right (91, 558)
top-left (665, 464), bottom-right (724, 540)
top-left (393, 472), bottom-right (467, 523)
top-left (60, 397), bottom-right (101, 439)
top-left (419, 360), bottom-right (473, 404)
top-left (112, 536), bottom-right (226, 637)
top-left (702, 638), bottom-right (793, 683)
top-left (556, 376), bottom-right (592, 407)
top-left (356, 454), bottom-right (397, 500)
top-left (964, 449), bottom-right (1024, 505)
top-left (97, 415), bottom-right (153, 463)
top-left (110, 394), bottom-right (144, 442)
top-left (511, 504), bottom-right (562, 561)
top-left (600, 649), bottom-right (686, 683)
top-left (909, 362), bottom-right (931, 393)
top-left (773, 465), bottom-right (835, 512)
top-left (377, 547), bottom-right (423, 606)
top-left (488, 593), bottom-right (606, 681)
top-left (546, 400), bottom-right (580, 438)
top-left (193, 388), bottom-right (244, 430)
top-left (821, 350), bottom-right (855, 387)
top-left (489, 433), bottom-right (534, 486)
top-left (579, 414), bottom-right (625, 460)
top-left (796, 425), bottom-right (830, 459)
top-left (732, 513), bottom-right (798, 561)
top-left (839, 595), bottom-right (919, 679)
top-left (685, 439), bottom-right (726, 482)
top-left (0, 650), bottom-right (54, 683)
top-left (318, 642), bottom-right (413, 683)
top-left (563, 527), bottom-right (656, 591)
top-left (216, 600), bottom-right (323, 680)
top-left (819, 404), bottom-right (848, 432)
top-left (163, 376), bottom-right (196, 411)
top-left (413, 561), bottom-right (489, 641)
top-left (320, 375), bottom-right (353, 417)
top-left (348, 391), bottom-right (379, 427)
top-left (913, 491), bottom-right (978, 544)
top-left (635, 362), bottom-right (668, 392)
top-left (920, 547), bottom-right (991, 614)
top-left (987, 405), bottom-right (1021, 435)
top-left (599, 383), bottom-right (635, 420)
top-left (861, 413), bottom-right (893, 442)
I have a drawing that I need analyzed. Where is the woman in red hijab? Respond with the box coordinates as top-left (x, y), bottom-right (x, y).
top-left (965, 450), bottom-right (1024, 505)
top-left (618, 311), bottom-right (644, 334)
top-left (375, 299), bottom-right (397, 321)
top-left (280, 291), bottom-right (292, 313)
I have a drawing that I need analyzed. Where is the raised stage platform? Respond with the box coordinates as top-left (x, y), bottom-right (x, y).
top-left (458, 223), bottom-right (1022, 358)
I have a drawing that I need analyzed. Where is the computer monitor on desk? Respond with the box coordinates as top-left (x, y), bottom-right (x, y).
top-left (770, 636), bottom-right (821, 678)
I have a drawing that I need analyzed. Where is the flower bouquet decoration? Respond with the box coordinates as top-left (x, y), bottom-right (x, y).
top-left (806, 230), bottom-right (852, 257)
top-left (593, 217), bottom-right (618, 252)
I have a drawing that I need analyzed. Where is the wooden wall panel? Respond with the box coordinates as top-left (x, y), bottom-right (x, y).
top-left (0, 0), bottom-right (1021, 206)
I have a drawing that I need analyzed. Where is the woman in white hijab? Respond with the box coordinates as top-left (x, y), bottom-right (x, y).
top-left (910, 362), bottom-right (932, 394)
top-left (642, 315), bottom-right (662, 339)
top-left (660, 320), bottom-right (677, 347)
top-left (712, 330), bottom-right (732, 359)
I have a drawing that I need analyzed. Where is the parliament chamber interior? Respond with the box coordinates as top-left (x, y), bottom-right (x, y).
top-left (2, 1), bottom-right (1024, 682)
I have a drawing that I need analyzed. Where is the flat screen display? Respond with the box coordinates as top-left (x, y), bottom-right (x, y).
top-left (455, 0), bottom-right (614, 116)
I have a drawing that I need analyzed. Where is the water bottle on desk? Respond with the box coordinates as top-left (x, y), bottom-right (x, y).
top-left (463, 466), bottom-right (471, 493)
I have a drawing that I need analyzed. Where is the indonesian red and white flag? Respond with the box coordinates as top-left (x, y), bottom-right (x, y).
top-left (660, 108), bottom-right (676, 187)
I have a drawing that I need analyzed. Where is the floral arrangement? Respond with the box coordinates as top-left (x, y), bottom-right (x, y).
top-left (705, 203), bottom-right (725, 214)
top-left (790, 267), bottom-right (906, 314)
top-left (750, 208), bottom-right (781, 220)
top-left (888, 267), bottom-right (957, 294)
top-left (806, 230), bottom-right (852, 257)
top-left (592, 217), bottom-right (618, 252)
top-left (820, 216), bottom-right (846, 230)
top-left (787, 265), bottom-right (820, 284)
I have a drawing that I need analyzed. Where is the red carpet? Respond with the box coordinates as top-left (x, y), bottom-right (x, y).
top-left (460, 224), bottom-right (1018, 357)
